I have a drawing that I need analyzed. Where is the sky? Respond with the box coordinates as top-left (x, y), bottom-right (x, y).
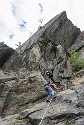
top-left (0, 0), bottom-right (84, 49)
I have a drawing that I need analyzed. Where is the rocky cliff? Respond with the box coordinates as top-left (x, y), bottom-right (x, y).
top-left (0, 44), bottom-right (15, 68)
top-left (0, 11), bottom-right (84, 125)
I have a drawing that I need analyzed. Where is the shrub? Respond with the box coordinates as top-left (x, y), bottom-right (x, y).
top-left (68, 51), bottom-right (84, 70)
top-left (0, 42), bottom-right (4, 46)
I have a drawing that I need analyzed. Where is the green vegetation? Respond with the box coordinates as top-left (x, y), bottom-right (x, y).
top-left (48, 42), bottom-right (52, 46)
top-left (65, 119), bottom-right (75, 125)
top-left (69, 51), bottom-right (84, 70)
top-left (0, 42), bottom-right (4, 46)
top-left (3, 68), bottom-right (13, 73)
top-left (65, 116), bottom-right (83, 125)
top-left (15, 42), bottom-right (22, 54)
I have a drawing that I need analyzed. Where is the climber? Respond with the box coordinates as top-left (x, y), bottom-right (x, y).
top-left (44, 71), bottom-right (60, 102)
top-left (44, 70), bottom-right (61, 87)
top-left (44, 70), bottom-right (53, 84)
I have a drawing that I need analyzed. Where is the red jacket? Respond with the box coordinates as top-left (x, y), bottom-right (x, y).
top-left (48, 83), bottom-right (56, 89)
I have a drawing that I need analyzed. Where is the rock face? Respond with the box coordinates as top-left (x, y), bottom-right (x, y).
top-left (18, 84), bottom-right (84, 125)
top-left (3, 11), bottom-right (80, 70)
top-left (0, 113), bottom-right (32, 125)
top-left (0, 70), bottom-right (16, 116)
top-left (0, 70), bottom-right (46, 117)
top-left (0, 44), bottom-right (15, 68)
top-left (68, 31), bottom-right (84, 60)
top-left (16, 11), bottom-right (80, 53)
top-left (3, 11), bottom-right (80, 87)
top-left (0, 11), bottom-right (84, 125)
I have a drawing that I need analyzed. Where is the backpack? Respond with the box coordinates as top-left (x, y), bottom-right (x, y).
top-left (44, 83), bottom-right (49, 87)
top-left (45, 71), bottom-right (53, 79)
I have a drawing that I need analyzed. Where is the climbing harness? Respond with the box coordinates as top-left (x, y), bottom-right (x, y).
top-left (38, 98), bottom-right (55, 125)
